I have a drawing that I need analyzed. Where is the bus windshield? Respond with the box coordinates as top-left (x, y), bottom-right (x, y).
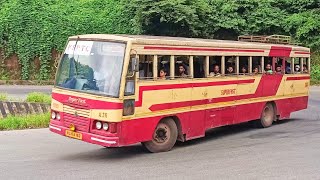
top-left (55, 41), bottom-right (126, 97)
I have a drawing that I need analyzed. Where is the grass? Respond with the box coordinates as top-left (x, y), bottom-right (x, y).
top-left (1, 92), bottom-right (51, 103)
top-left (0, 93), bottom-right (8, 101)
top-left (26, 92), bottom-right (51, 104)
top-left (311, 79), bottom-right (320, 86)
top-left (0, 112), bottom-right (50, 130)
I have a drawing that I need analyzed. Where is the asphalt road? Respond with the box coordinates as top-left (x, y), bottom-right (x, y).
top-left (0, 87), bottom-right (319, 180)
top-left (0, 85), bottom-right (53, 99)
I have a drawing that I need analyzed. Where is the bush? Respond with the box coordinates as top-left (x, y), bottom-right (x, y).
top-left (0, 0), bottom-right (133, 80)
top-left (0, 112), bottom-right (50, 130)
top-left (26, 92), bottom-right (51, 104)
top-left (0, 93), bottom-right (8, 101)
top-left (311, 52), bottom-right (320, 84)
top-left (311, 65), bottom-right (320, 81)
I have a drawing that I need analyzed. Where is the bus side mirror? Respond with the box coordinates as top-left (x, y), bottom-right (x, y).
top-left (131, 57), bottom-right (139, 72)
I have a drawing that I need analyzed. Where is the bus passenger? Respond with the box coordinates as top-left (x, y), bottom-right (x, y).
top-left (303, 65), bottom-right (308, 73)
top-left (159, 69), bottom-right (168, 80)
top-left (241, 66), bottom-right (247, 74)
top-left (226, 66), bottom-right (234, 74)
top-left (209, 65), bottom-right (220, 77)
top-left (178, 64), bottom-right (188, 77)
top-left (265, 64), bottom-right (273, 74)
top-left (252, 66), bottom-right (259, 75)
top-left (285, 62), bottom-right (291, 74)
top-left (139, 64), bottom-right (145, 78)
top-left (275, 65), bottom-right (282, 74)
top-left (295, 65), bottom-right (301, 73)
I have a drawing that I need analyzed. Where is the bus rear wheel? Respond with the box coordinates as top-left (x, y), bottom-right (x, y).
top-left (142, 118), bottom-right (178, 153)
top-left (257, 103), bottom-right (275, 128)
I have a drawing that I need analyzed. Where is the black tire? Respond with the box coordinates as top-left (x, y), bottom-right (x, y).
top-left (256, 103), bottom-right (275, 128)
top-left (142, 118), bottom-right (178, 153)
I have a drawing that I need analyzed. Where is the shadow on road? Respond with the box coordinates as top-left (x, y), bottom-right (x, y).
top-left (59, 118), bottom-right (303, 160)
top-left (274, 118), bottom-right (301, 125)
top-left (176, 122), bottom-right (256, 148)
top-left (59, 144), bottom-right (148, 161)
top-left (176, 118), bottom-right (303, 148)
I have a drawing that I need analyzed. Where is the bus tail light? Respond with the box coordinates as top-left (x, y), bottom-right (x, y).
top-left (123, 99), bottom-right (135, 116)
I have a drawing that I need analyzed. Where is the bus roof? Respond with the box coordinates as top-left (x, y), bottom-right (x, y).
top-left (69, 34), bottom-right (310, 52)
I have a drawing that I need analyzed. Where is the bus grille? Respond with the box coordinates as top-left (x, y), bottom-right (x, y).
top-left (63, 105), bottom-right (90, 118)
top-left (63, 113), bottom-right (90, 132)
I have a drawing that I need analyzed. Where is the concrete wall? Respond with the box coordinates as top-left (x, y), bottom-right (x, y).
top-left (0, 101), bottom-right (50, 118)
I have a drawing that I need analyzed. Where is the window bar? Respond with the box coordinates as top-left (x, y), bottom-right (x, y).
top-left (153, 55), bottom-right (158, 80)
top-left (170, 55), bottom-right (175, 79)
top-left (189, 56), bottom-right (194, 78)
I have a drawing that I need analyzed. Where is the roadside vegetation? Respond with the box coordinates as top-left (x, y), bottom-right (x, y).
top-left (0, 93), bottom-right (8, 101)
top-left (0, 0), bottom-right (319, 82)
top-left (0, 112), bottom-right (50, 131)
top-left (0, 92), bottom-right (51, 130)
top-left (311, 53), bottom-right (320, 85)
top-left (0, 92), bottom-right (51, 103)
top-left (26, 92), bottom-right (51, 104)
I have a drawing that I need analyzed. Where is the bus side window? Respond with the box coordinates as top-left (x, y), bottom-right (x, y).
top-left (251, 56), bottom-right (262, 75)
top-left (225, 56), bottom-right (236, 75)
top-left (239, 56), bottom-right (249, 75)
top-left (208, 56), bottom-right (222, 77)
top-left (264, 57), bottom-right (273, 74)
top-left (293, 57), bottom-right (301, 74)
top-left (302, 57), bottom-right (309, 74)
top-left (285, 58), bottom-right (293, 74)
top-left (175, 56), bottom-right (190, 78)
top-left (275, 57), bottom-right (285, 74)
top-left (194, 56), bottom-right (205, 78)
top-left (158, 55), bottom-right (170, 80)
top-left (139, 55), bottom-right (153, 80)
top-left (125, 55), bottom-right (137, 96)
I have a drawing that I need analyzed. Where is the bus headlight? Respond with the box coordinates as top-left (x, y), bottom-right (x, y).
top-left (56, 113), bottom-right (61, 120)
top-left (102, 122), bottom-right (109, 131)
top-left (95, 121), bottom-right (102, 130)
top-left (51, 111), bottom-right (56, 119)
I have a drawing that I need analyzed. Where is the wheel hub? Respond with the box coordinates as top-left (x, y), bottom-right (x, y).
top-left (153, 124), bottom-right (170, 144)
top-left (263, 106), bottom-right (273, 125)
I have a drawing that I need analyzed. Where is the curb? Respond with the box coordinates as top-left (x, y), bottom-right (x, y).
top-left (0, 80), bottom-right (54, 85)
top-left (0, 101), bottom-right (50, 118)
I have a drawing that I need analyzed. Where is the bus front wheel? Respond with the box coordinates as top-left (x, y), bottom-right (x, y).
top-left (142, 118), bottom-right (178, 153)
top-left (257, 103), bottom-right (275, 128)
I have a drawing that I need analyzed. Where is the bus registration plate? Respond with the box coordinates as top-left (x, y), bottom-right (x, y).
top-left (65, 130), bottom-right (82, 140)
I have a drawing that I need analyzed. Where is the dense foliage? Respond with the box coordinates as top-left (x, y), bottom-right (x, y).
top-left (0, 0), bottom-right (132, 80)
top-left (0, 0), bottom-right (319, 80)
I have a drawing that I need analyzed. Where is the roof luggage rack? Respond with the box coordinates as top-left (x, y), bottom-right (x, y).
top-left (238, 35), bottom-right (300, 45)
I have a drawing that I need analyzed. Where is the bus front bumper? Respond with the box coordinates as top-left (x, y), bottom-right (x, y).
top-left (49, 123), bottom-right (119, 147)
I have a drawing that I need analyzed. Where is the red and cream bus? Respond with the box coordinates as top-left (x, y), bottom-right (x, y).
top-left (49, 34), bottom-right (310, 152)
